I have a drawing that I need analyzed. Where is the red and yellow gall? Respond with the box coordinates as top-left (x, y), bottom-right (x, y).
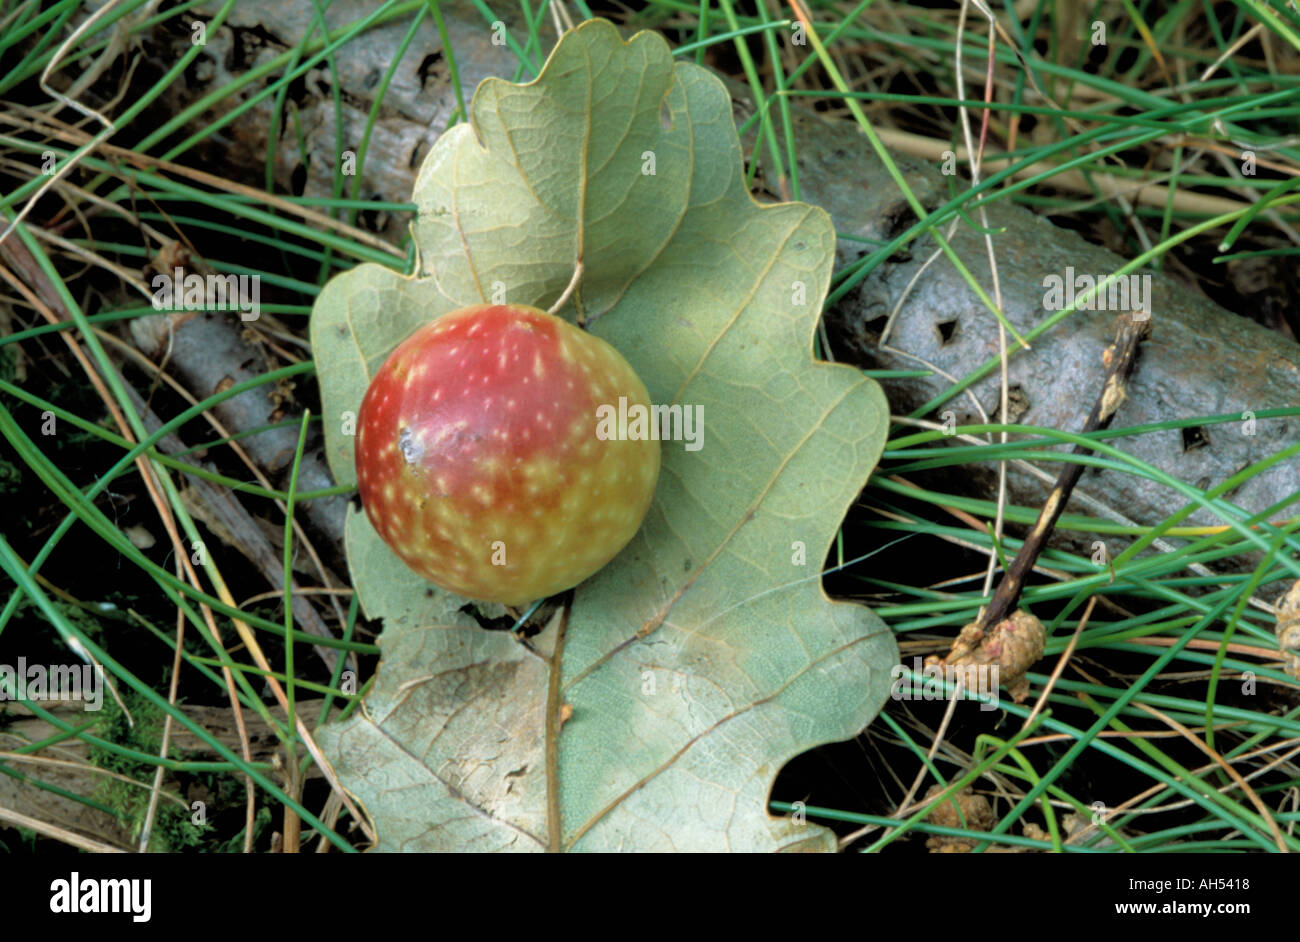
top-left (355, 303), bottom-right (660, 605)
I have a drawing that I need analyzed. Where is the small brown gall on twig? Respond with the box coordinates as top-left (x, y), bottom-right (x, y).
top-left (926, 609), bottom-right (1047, 703)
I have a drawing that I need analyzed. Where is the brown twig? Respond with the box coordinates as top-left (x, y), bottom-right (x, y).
top-left (976, 311), bottom-right (1152, 632)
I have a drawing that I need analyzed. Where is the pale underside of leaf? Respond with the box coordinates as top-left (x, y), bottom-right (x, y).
top-left (312, 20), bottom-right (897, 852)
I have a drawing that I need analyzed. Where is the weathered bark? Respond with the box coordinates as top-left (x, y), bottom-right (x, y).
top-left (129, 311), bottom-right (351, 578)
top-left (799, 110), bottom-right (1300, 583)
